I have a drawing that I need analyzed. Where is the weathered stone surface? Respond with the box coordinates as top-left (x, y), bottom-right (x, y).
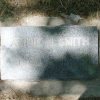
top-left (1, 25), bottom-right (98, 80)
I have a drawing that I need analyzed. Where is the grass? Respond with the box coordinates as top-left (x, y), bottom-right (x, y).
top-left (0, 0), bottom-right (15, 20)
top-left (0, 0), bottom-right (100, 21)
top-left (0, 0), bottom-right (100, 100)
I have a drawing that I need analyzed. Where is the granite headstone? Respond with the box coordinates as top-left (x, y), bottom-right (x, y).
top-left (1, 25), bottom-right (98, 80)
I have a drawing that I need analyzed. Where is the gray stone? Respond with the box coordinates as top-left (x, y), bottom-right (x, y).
top-left (69, 13), bottom-right (83, 22)
top-left (1, 25), bottom-right (98, 80)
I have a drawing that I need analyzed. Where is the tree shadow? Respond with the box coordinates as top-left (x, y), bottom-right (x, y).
top-left (0, 0), bottom-right (100, 21)
top-left (27, 25), bottom-right (99, 98)
top-left (0, 25), bottom-right (97, 98)
top-left (1, 25), bottom-right (99, 99)
top-left (0, 1), bottom-right (100, 99)
top-left (39, 53), bottom-right (97, 80)
top-left (29, 53), bottom-right (98, 97)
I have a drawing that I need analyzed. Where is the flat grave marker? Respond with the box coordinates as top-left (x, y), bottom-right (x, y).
top-left (1, 25), bottom-right (98, 80)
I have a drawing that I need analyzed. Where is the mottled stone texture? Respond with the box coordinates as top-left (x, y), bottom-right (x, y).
top-left (1, 25), bottom-right (98, 80)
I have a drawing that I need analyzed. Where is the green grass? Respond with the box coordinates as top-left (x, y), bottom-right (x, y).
top-left (0, 0), bottom-right (15, 21)
top-left (0, 0), bottom-right (100, 21)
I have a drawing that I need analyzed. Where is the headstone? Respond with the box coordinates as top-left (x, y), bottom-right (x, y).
top-left (1, 25), bottom-right (98, 80)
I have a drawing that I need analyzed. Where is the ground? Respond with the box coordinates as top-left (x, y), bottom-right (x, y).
top-left (0, 0), bottom-right (100, 100)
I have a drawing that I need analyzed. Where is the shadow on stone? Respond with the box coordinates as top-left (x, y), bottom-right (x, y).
top-left (1, 25), bottom-right (99, 98)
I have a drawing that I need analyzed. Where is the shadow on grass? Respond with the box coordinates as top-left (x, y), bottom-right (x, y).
top-left (0, 0), bottom-right (100, 21)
